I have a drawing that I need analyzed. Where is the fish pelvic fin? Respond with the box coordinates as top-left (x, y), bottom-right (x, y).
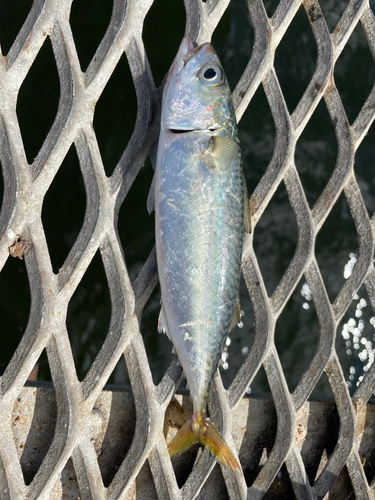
top-left (158, 304), bottom-right (171, 339)
top-left (168, 413), bottom-right (240, 472)
top-left (146, 173), bottom-right (156, 214)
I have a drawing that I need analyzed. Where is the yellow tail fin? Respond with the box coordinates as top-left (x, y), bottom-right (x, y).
top-left (168, 413), bottom-right (240, 472)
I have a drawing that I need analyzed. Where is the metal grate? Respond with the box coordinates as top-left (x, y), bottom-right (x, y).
top-left (0, 0), bottom-right (375, 498)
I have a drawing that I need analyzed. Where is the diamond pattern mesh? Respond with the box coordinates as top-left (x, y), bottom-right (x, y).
top-left (0, 0), bottom-right (375, 498)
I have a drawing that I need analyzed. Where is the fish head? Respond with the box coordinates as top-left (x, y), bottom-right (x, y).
top-left (162, 38), bottom-right (233, 133)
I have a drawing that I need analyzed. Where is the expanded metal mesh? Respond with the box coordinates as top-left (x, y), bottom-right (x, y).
top-left (0, 0), bottom-right (375, 498)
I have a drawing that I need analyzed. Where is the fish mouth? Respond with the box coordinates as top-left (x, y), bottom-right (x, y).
top-left (169, 129), bottom-right (194, 134)
top-left (168, 128), bottom-right (217, 134)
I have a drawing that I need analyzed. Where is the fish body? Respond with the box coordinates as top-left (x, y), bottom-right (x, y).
top-left (153, 38), bottom-right (248, 471)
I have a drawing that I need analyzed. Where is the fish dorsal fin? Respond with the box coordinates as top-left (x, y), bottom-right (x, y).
top-left (147, 173), bottom-right (156, 214)
top-left (229, 298), bottom-right (242, 331)
top-left (243, 175), bottom-right (251, 233)
top-left (209, 136), bottom-right (238, 171)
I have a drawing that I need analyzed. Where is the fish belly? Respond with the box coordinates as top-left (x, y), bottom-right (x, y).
top-left (155, 131), bottom-right (243, 412)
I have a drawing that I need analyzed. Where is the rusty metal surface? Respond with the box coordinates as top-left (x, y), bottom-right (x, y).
top-left (10, 384), bottom-right (375, 499)
top-left (0, 0), bottom-right (375, 498)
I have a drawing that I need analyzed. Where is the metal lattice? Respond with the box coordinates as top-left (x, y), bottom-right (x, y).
top-left (0, 0), bottom-right (375, 498)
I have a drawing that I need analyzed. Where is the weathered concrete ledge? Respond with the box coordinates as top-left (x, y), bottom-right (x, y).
top-left (10, 382), bottom-right (375, 498)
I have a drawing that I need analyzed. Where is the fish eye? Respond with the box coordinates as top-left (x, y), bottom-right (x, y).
top-left (199, 65), bottom-right (223, 86)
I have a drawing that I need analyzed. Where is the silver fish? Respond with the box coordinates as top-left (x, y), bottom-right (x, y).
top-left (151, 38), bottom-right (251, 471)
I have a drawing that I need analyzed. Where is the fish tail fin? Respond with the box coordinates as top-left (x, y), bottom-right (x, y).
top-left (168, 413), bottom-right (240, 472)
top-left (168, 416), bottom-right (200, 457)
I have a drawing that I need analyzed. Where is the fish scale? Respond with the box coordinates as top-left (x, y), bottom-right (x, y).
top-left (152, 38), bottom-right (250, 471)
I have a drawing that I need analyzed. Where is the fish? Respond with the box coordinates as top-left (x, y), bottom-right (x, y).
top-left (149, 37), bottom-right (251, 472)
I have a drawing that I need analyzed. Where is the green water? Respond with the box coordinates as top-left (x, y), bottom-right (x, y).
top-left (0, 0), bottom-right (374, 398)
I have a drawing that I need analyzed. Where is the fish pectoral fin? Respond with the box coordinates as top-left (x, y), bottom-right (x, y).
top-left (229, 298), bottom-right (241, 331)
top-left (158, 305), bottom-right (171, 339)
top-left (147, 173), bottom-right (156, 214)
top-left (243, 175), bottom-right (252, 233)
top-left (208, 136), bottom-right (238, 172)
top-left (168, 414), bottom-right (241, 472)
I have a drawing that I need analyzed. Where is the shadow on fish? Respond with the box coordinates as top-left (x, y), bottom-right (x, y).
top-left (148, 37), bottom-right (251, 472)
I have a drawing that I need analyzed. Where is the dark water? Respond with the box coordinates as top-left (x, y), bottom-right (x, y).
top-left (0, 0), bottom-right (375, 397)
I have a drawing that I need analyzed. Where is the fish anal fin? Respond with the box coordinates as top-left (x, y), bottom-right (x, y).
top-left (168, 413), bottom-right (240, 472)
top-left (208, 136), bottom-right (238, 172)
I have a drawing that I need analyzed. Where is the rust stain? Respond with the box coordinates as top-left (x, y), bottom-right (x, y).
top-left (295, 422), bottom-right (307, 443)
top-left (164, 399), bottom-right (190, 435)
top-left (8, 235), bottom-right (30, 260)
